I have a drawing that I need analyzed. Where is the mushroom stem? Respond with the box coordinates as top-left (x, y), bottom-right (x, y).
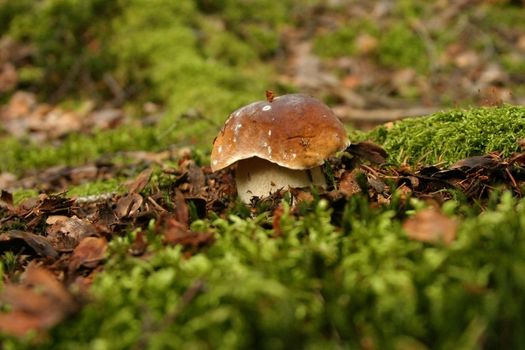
top-left (235, 157), bottom-right (326, 203)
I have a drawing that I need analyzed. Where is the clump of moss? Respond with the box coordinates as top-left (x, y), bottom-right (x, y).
top-left (366, 105), bottom-right (525, 165)
top-left (3, 193), bottom-right (525, 349)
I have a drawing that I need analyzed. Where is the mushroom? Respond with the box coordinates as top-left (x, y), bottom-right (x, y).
top-left (211, 93), bottom-right (349, 203)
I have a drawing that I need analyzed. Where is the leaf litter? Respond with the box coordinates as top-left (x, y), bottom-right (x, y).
top-left (1, 141), bottom-right (525, 338)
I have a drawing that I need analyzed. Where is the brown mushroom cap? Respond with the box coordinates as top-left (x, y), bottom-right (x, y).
top-left (211, 94), bottom-right (349, 171)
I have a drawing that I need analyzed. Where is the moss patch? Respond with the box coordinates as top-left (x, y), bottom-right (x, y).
top-left (3, 193), bottom-right (525, 348)
top-left (365, 105), bottom-right (525, 165)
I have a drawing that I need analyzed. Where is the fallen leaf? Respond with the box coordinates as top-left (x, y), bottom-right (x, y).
top-left (129, 230), bottom-right (147, 256)
top-left (450, 155), bottom-right (501, 175)
top-left (128, 168), bottom-right (153, 193)
top-left (403, 208), bottom-right (457, 245)
top-left (115, 192), bottom-right (143, 219)
top-left (159, 214), bottom-right (214, 248)
top-left (0, 62), bottom-right (17, 93)
top-left (0, 264), bottom-right (76, 337)
top-left (174, 190), bottom-right (189, 227)
top-left (68, 237), bottom-right (107, 272)
top-left (272, 205), bottom-right (284, 237)
top-left (347, 141), bottom-right (388, 164)
top-left (0, 230), bottom-right (58, 259)
top-left (188, 163), bottom-right (206, 196)
top-left (338, 170), bottom-right (363, 197)
top-left (0, 189), bottom-right (14, 211)
top-left (46, 215), bottom-right (98, 251)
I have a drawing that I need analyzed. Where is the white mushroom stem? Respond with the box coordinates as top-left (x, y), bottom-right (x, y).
top-left (235, 157), bottom-right (326, 203)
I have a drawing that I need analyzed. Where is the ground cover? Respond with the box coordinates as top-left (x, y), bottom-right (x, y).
top-left (1, 0), bottom-right (525, 349)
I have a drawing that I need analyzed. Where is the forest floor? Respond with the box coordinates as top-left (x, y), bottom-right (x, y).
top-left (1, 1), bottom-right (525, 349)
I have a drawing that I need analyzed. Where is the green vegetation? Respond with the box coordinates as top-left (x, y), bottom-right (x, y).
top-left (366, 105), bottom-right (525, 165)
top-left (2, 1), bottom-right (525, 348)
top-left (377, 22), bottom-right (429, 73)
top-left (3, 193), bottom-right (525, 349)
top-left (66, 178), bottom-right (125, 198)
top-left (313, 21), bottom-right (379, 59)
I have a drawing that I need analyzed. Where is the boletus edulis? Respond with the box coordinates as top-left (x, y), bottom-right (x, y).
top-left (211, 93), bottom-right (349, 202)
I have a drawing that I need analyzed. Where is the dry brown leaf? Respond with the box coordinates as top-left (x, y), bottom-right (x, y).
top-left (272, 205), bottom-right (285, 237)
top-left (338, 170), bottom-right (363, 197)
top-left (68, 237), bottom-right (108, 272)
top-left (188, 163), bottom-right (206, 196)
top-left (347, 141), bottom-right (388, 164)
top-left (115, 192), bottom-right (143, 219)
top-left (0, 62), bottom-right (17, 93)
top-left (129, 230), bottom-right (147, 256)
top-left (0, 264), bottom-right (76, 337)
top-left (403, 208), bottom-right (458, 245)
top-left (0, 230), bottom-right (58, 259)
top-left (128, 168), bottom-right (153, 194)
top-left (46, 215), bottom-right (98, 251)
top-left (160, 214), bottom-right (214, 248)
top-left (0, 189), bottom-right (14, 211)
top-left (174, 190), bottom-right (189, 227)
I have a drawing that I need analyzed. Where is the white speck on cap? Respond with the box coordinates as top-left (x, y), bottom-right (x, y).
top-left (267, 146), bottom-right (272, 154)
top-left (218, 146), bottom-right (223, 153)
top-left (268, 130), bottom-right (272, 136)
top-left (292, 153), bottom-right (297, 159)
top-left (262, 105), bottom-right (272, 111)
top-left (213, 160), bottom-right (218, 165)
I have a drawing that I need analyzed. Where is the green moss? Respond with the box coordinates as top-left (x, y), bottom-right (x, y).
top-left (3, 194), bottom-right (525, 349)
top-left (12, 189), bottom-right (39, 205)
top-left (313, 21), bottom-right (379, 58)
top-left (0, 125), bottom-right (161, 174)
top-left (365, 105), bottom-right (525, 165)
top-left (481, 2), bottom-right (525, 31)
top-left (501, 53), bottom-right (525, 76)
top-left (377, 22), bottom-right (429, 73)
top-left (8, 0), bottom-right (122, 96)
top-left (0, 0), bottom-right (33, 35)
top-left (66, 178), bottom-right (124, 198)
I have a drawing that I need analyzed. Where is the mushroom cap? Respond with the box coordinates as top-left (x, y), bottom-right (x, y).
top-left (211, 94), bottom-right (349, 171)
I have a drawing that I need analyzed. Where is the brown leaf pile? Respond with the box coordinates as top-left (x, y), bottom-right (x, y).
top-left (0, 91), bottom-right (125, 142)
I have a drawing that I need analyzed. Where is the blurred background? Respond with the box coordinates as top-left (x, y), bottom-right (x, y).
top-left (0, 0), bottom-right (524, 171)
